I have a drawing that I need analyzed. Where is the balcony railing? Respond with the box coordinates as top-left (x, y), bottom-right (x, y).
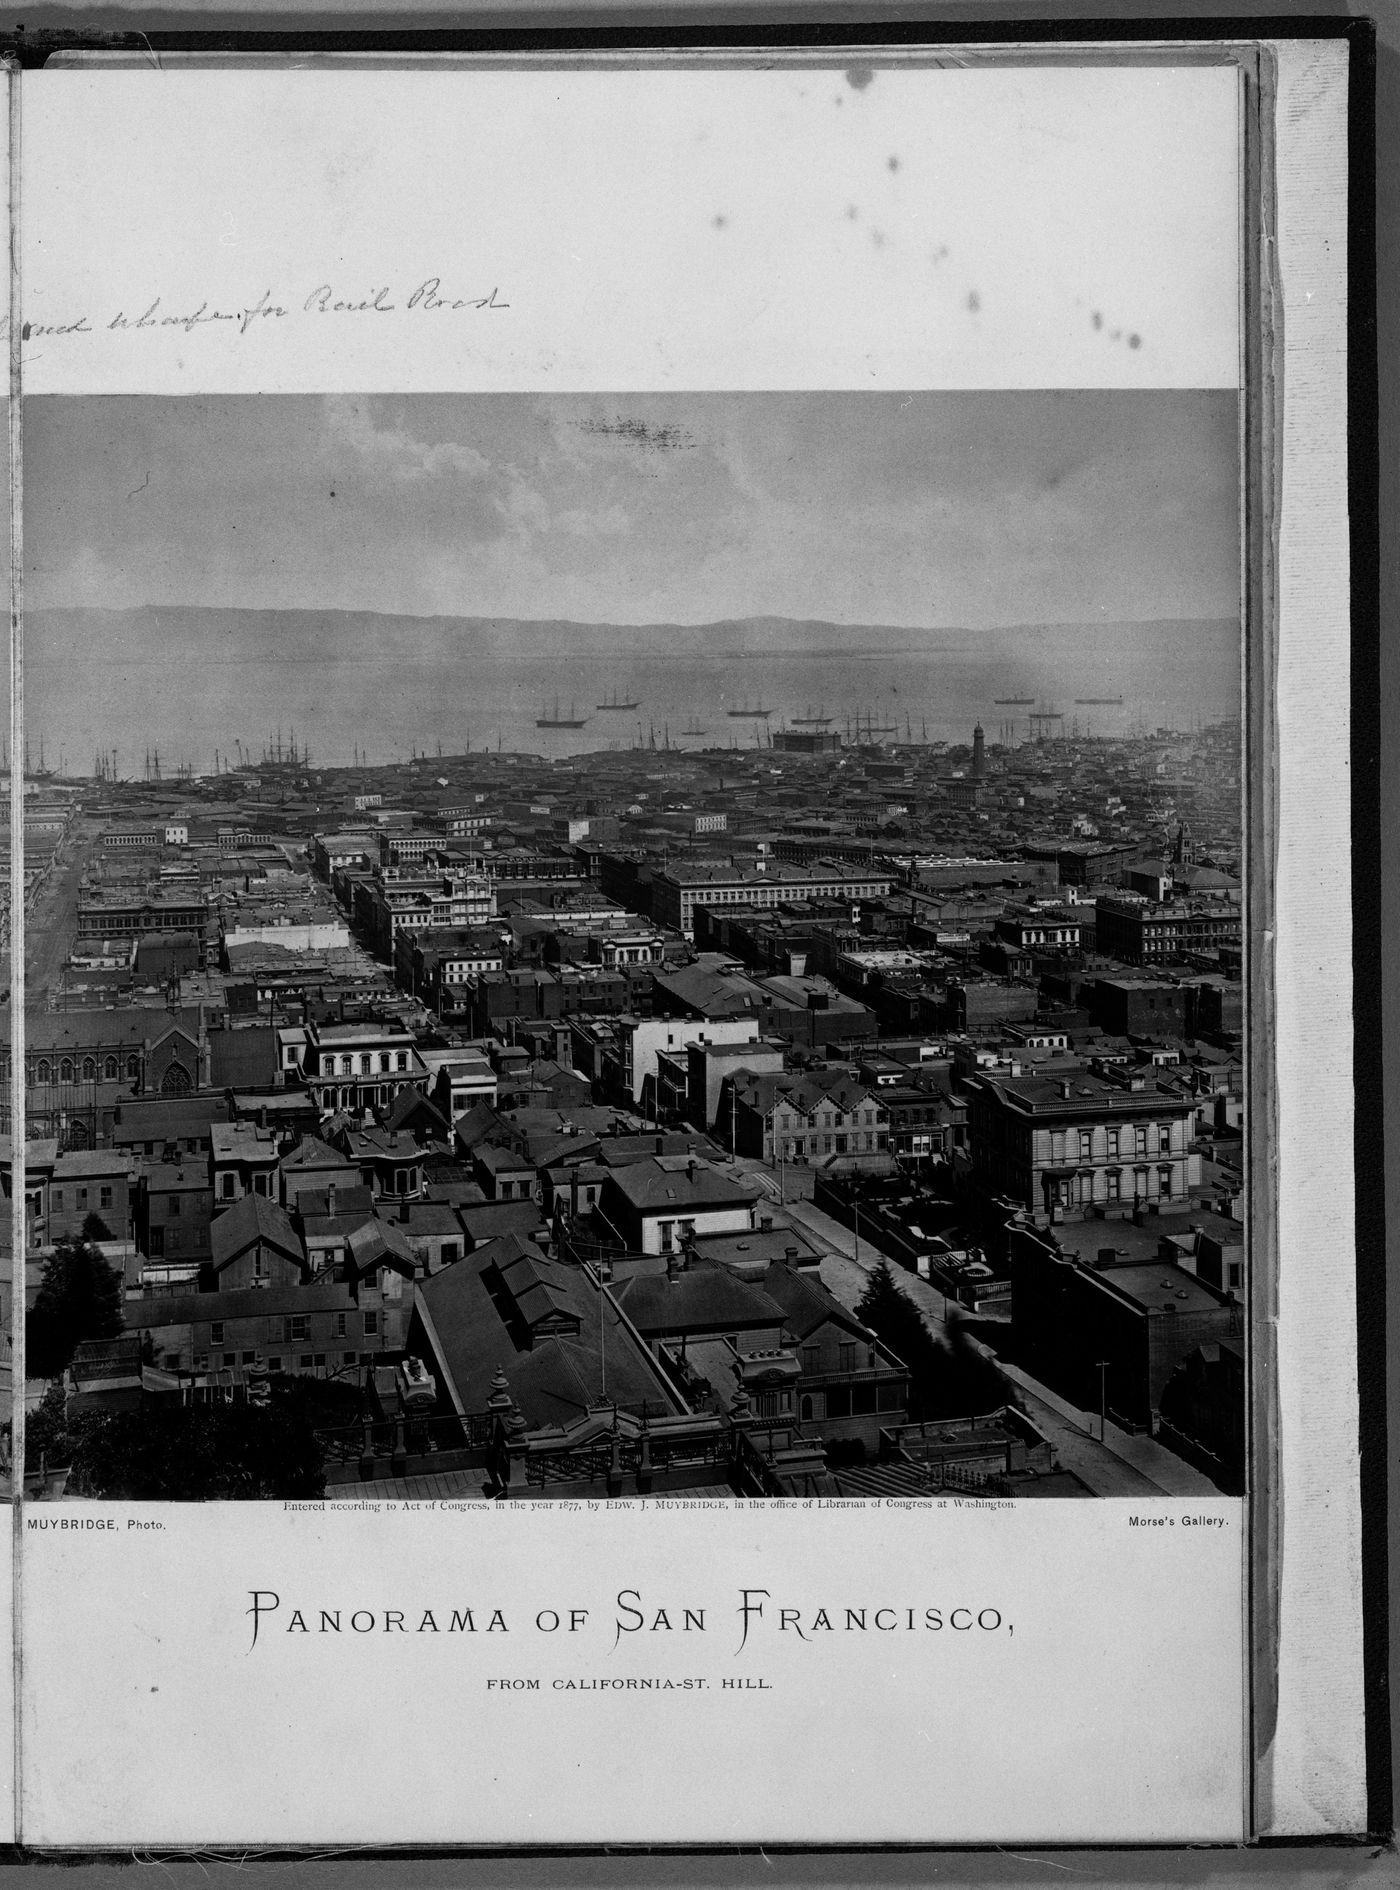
top-left (316, 1409), bottom-right (492, 1468)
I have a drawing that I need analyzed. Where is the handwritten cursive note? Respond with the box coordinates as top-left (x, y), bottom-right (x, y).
top-left (12, 278), bottom-right (510, 344)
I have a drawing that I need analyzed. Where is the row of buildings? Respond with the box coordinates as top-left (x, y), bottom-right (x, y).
top-left (13, 715), bottom-right (1245, 1496)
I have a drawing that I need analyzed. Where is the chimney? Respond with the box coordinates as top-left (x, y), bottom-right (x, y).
top-left (784, 1245), bottom-right (800, 1264)
top-left (327, 1182), bottom-right (337, 1219)
top-left (1057, 1080), bottom-right (1071, 1100)
top-left (655, 1135), bottom-right (664, 1155)
top-left (687, 1158), bottom-right (697, 1182)
top-left (400, 1197), bottom-right (411, 1224)
top-left (760, 1215), bottom-right (773, 1233)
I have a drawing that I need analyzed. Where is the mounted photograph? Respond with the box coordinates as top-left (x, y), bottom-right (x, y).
top-left (15, 386), bottom-right (1246, 1504)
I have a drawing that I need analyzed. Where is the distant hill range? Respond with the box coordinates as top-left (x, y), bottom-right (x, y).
top-left (28, 605), bottom-right (1241, 672)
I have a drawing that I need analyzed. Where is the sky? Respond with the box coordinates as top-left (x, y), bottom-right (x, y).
top-left (24, 391), bottom-right (1240, 629)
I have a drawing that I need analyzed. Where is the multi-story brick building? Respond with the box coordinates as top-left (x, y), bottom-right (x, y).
top-left (1094, 894), bottom-right (1243, 965)
top-left (725, 1071), bottom-right (891, 1166)
top-left (352, 869), bottom-right (497, 961)
top-left (1008, 1217), bottom-right (1243, 1432)
top-left (298, 1018), bottom-right (425, 1115)
top-left (49, 1151), bottom-right (135, 1242)
top-left (651, 861), bottom-right (894, 938)
top-left (137, 1161), bottom-right (215, 1269)
top-left (122, 1281), bottom-right (385, 1379)
top-left (964, 1063), bottom-right (1201, 1221)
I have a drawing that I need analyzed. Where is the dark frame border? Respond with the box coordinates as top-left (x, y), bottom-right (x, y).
top-left (0, 12), bottom-right (1383, 1869)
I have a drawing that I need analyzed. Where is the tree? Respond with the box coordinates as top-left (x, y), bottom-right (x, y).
top-left (63, 1400), bottom-right (327, 1501)
top-left (26, 1237), bottom-right (125, 1380)
top-left (24, 1382), bottom-right (73, 1476)
top-left (855, 1260), bottom-right (943, 1415)
top-left (81, 1211), bottom-right (114, 1243)
top-left (854, 1259), bottom-right (1007, 1422)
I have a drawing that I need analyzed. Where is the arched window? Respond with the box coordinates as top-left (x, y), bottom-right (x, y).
top-left (59, 1058), bottom-right (75, 1083)
top-left (126, 1055), bottom-right (141, 1081)
top-left (82, 1057), bottom-right (97, 1081)
top-left (161, 1061), bottom-right (192, 1096)
top-left (35, 1059), bottom-right (51, 1085)
top-left (103, 1057), bottom-right (119, 1080)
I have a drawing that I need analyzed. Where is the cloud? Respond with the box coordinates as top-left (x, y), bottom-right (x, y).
top-left (321, 396), bottom-right (492, 484)
top-left (31, 540), bottom-right (144, 612)
top-left (556, 504), bottom-right (632, 540)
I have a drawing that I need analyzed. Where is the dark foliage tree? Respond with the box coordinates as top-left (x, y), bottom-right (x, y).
top-left (854, 1259), bottom-right (1007, 1422)
top-left (24, 1382), bottom-right (73, 1476)
top-left (26, 1238), bottom-right (125, 1381)
top-left (63, 1400), bottom-right (326, 1501)
top-left (81, 1212), bottom-right (114, 1244)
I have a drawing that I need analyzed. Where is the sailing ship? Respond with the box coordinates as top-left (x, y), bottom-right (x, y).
top-left (596, 688), bottom-right (641, 711)
top-left (681, 719), bottom-right (708, 737)
top-left (726, 697), bottom-right (773, 719)
top-left (536, 698), bottom-right (590, 729)
top-left (845, 710), bottom-right (899, 742)
top-left (792, 706), bottom-right (833, 725)
top-left (1074, 697), bottom-right (1124, 706)
top-left (993, 697), bottom-right (1036, 705)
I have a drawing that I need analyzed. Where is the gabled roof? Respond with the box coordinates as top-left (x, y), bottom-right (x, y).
top-left (453, 1100), bottom-right (508, 1154)
top-left (209, 1193), bottom-right (303, 1271)
top-left (521, 1130), bottom-right (603, 1172)
top-left (490, 1242), bottom-right (585, 1334)
top-left (26, 1006), bottom-right (204, 1053)
top-left (415, 1239), bottom-right (684, 1426)
top-left (300, 1203), bottom-right (379, 1243)
top-left (0, 1137), bottom-right (59, 1167)
top-left (605, 1157), bottom-right (758, 1216)
top-left (459, 1200), bottom-right (545, 1245)
top-left (652, 964), bottom-right (755, 1018)
top-left (615, 1265), bottom-right (786, 1337)
top-left (346, 1216), bottom-right (418, 1277)
top-left (757, 1262), bottom-right (871, 1344)
top-left (473, 1142), bottom-right (534, 1175)
top-left (281, 1135), bottom-right (353, 1172)
top-left (382, 1086), bottom-right (453, 1140)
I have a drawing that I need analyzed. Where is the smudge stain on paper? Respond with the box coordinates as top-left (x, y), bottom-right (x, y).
top-left (573, 418), bottom-right (696, 453)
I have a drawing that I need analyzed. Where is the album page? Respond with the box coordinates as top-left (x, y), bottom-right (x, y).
top-left (6, 42), bottom-right (1362, 1847)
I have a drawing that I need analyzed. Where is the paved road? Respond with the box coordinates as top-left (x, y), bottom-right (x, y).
top-left (785, 1195), bottom-right (1219, 1500)
top-left (999, 1362), bottom-right (1221, 1498)
top-left (999, 1381), bottom-right (1168, 1498)
top-left (24, 822), bottom-right (93, 998)
top-left (788, 1195), bottom-right (954, 1337)
top-left (729, 1153), bottom-right (816, 1203)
